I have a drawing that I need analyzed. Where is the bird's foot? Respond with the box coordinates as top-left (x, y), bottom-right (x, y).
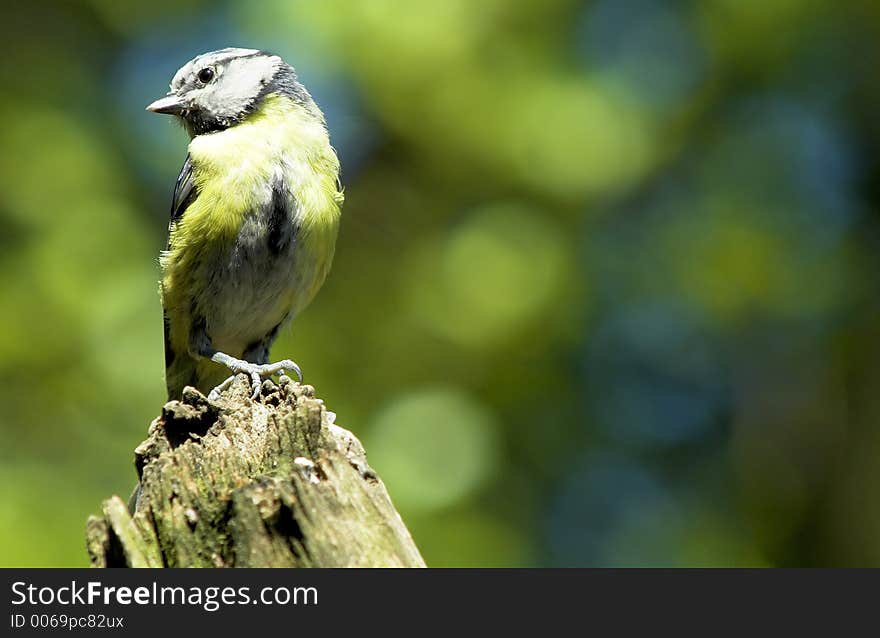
top-left (208, 352), bottom-right (302, 401)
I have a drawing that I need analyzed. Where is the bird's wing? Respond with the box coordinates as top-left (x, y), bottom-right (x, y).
top-left (164, 154), bottom-right (198, 371)
top-left (169, 153), bottom-right (197, 235)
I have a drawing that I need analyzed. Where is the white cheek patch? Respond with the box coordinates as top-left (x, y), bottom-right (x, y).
top-left (209, 55), bottom-right (281, 115)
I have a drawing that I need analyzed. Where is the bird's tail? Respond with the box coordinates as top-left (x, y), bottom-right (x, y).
top-left (165, 351), bottom-right (199, 400)
top-left (164, 309), bottom-right (226, 399)
top-left (166, 354), bottom-right (232, 400)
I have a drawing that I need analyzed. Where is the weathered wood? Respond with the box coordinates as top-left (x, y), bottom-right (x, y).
top-left (86, 375), bottom-right (425, 567)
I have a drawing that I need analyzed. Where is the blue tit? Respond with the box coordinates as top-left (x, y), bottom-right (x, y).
top-left (146, 48), bottom-right (342, 400)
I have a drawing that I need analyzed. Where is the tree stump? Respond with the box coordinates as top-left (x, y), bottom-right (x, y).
top-left (85, 375), bottom-right (425, 567)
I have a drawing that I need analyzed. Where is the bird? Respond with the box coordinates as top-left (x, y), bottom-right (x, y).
top-left (146, 48), bottom-right (342, 401)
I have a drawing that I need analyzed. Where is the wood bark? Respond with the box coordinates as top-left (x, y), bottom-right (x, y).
top-left (85, 375), bottom-right (425, 567)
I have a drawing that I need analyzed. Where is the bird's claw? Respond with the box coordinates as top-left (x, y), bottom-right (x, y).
top-left (207, 375), bottom-right (237, 401)
top-left (208, 357), bottom-right (303, 401)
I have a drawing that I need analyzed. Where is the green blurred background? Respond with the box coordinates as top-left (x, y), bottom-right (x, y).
top-left (1, 0), bottom-right (879, 567)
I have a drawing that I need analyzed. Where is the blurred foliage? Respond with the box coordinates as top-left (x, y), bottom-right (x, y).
top-left (0, 0), bottom-right (879, 566)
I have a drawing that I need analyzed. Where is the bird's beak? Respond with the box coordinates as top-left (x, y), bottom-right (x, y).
top-left (145, 93), bottom-right (185, 115)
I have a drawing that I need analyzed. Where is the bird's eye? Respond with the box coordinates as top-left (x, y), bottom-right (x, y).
top-left (197, 67), bottom-right (215, 84)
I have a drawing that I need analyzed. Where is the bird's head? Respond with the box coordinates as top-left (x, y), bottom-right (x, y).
top-left (146, 48), bottom-right (312, 137)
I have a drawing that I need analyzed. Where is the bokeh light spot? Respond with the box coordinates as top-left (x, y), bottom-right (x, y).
top-left (407, 203), bottom-right (572, 348)
top-left (365, 387), bottom-right (500, 513)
